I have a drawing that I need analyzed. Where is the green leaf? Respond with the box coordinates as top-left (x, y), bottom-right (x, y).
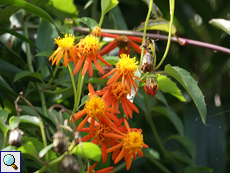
top-left (157, 74), bottom-right (186, 102)
top-left (0, 28), bottom-right (39, 50)
top-left (152, 106), bottom-right (184, 136)
top-left (1, 145), bottom-right (17, 151)
top-left (0, 0), bottom-right (55, 25)
top-left (9, 116), bottom-right (20, 130)
top-left (80, 95), bottom-right (89, 106)
top-left (0, 6), bottom-right (19, 24)
top-left (143, 148), bottom-right (160, 160)
top-left (18, 141), bottom-right (37, 155)
top-left (0, 109), bottom-right (8, 123)
top-left (38, 143), bottom-right (54, 158)
top-left (72, 142), bottom-right (102, 162)
top-left (101, 0), bottom-right (119, 16)
top-left (136, 18), bottom-right (177, 35)
top-left (19, 115), bottom-right (40, 126)
top-left (0, 59), bottom-right (22, 76)
top-left (209, 18), bottom-right (230, 35)
top-left (155, 90), bottom-right (169, 107)
top-left (0, 83), bottom-right (18, 97)
top-left (0, 119), bottom-right (9, 133)
top-left (165, 135), bottom-right (196, 160)
top-left (165, 65), bottom-right (207, 124)
top-left (77, 17), bottom-right (98, 31)
top-left (35, 50), bottom-right (53, 57)
top-left (14, 71), bottom-right (44, 83)
top-left (141, 0), bottom-right (162, 18)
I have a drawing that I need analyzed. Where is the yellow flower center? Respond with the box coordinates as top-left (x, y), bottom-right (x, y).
top-left (111, 82), bottom-right (129, 100)
top-left (123, 131), bottom-right (143, 152)
top-left (95, 123), bottom-right (113, 142)
top-left (116, 54), bottom-right (138, 75)
top-left (78, 35), bottom-right (100, 55)
top-left (54, 34), bottom-right (75, 49)
top-left (84, 95), bottom-right (106, 118)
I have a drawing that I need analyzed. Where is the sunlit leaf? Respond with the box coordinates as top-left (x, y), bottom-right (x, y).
top-left (101, 0), bottom-right (119, 16)
top-left (165, 64), bottom-right (207, 124)
top-left (165, 135), bottom-right (196, 159)
top-left (143, 148), bottom-right (160, 160)
top-left (17, 141), bottom-right (38, 160)
top-left (209, 18), bottom-right (230, 35)
top-left (0, 0), bottom-right (55, 25)
top-left (0, 119), bottom-right (9, 133)
top-left (14, 71), bottom-right (44, 83)
top-left (72, 142), bottom-right (101, 162)
top-left (157, 74), bottom-right (186, 102)
top-left (136, 18), bottom-right (177, 35)
top-left (38, 143), bottom-right (54, 158)
top-left (152, 106), bottom-right (184, 136)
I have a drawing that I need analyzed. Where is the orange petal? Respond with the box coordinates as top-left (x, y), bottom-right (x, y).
top-left (73, 54), bottom-right (86, 75)
top-left (124, 119), bottom-right (131, 132)
top-left (126, 153), bottom-right (133, 170)
top-left (137, 148), bottom-right (143, 157)
top-left (97, 53), bottom-right (112, 67)
top-left (81, 135), bottom-right (93, 142)
top-left (129, 41), bottom-right (142, 54)
top-left (88, 83), bottom-right (95, 96)
top-left (121, 101), bottom-right (128, 120)
top-left (88, 55), bottom-right (94, 77)
top-left (82, 55), bottom-right (90, 76)
top-left (114, 147), bottom-right (125, 164)
top-left (107, 72), bottom-right (121, 86)
top-left (126, 36), bottom-right (143, 43)
top-left (70, 109), bottom-right (87, 122)
top-left (92, 56), bottom-right (104, 74)
top-left (53, 49), bottom-right (63, 66)
top-left (125, 98), bottom-right (139, 113)
top-left (89, 117), bottom-right (95, 137)
top-left (101, 32), bottom-right (121, 38)
top-left (64, 50), bottom-right (68, 67)
top-left (77, 115), bottom-right (89, 131)
top-left (99, 40), bottom-right (116, 56)
top-left (100, 68), bottom-right (116, 80)
top-left (101, 142), bottom-right (108, 163)
top-left (107, 142), bottom-right (123, 153)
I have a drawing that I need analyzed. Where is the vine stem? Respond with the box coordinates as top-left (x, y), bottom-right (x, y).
top-left (67, 64), bottom-right (78, 114)
top-left (155, 0), bottom-right (175, 70)
top-left (73, 27), bottom-right (230, 55)
top-left (75, 68), bottom-right (85, 111)
top-left (139, 0), bottom-right (154, 71)
top-left (23, 11), bottom-right (48, 162)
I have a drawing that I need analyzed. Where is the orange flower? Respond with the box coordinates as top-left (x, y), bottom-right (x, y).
top-left (49, 34), bottom-right (79, 67)
top-left (97, 82), bottom-right (139, 119)
top-left (70, 83), bottom-right (118, 136)
top-left (100, 54), bottom-right (141, 95)
top-left (104, 119), bottom-right (149, 170)
top-left (86, 162), bottom-right (114, 173)
top-left (81, 119), bottom-right (125, 163)
top-left (73, 28), bottom-right (112, 77)
top-left (99, 32), bottom-right (145, 57)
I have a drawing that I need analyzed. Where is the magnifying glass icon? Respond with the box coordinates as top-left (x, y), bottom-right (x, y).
top-left (3, 154), bottom-right (18, 170)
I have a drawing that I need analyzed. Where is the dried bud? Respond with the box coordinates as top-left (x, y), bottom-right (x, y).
top-left (144, 74), bottom-right (158, 98)
top-left (91, 26), bottom-right (101, 38)
top-left (9, 129), bottom-right (24, 147)
top-left (61, 155), bottom-right (80, 173)
top-left (53, 131), bottom-right (69, 154)
top-left (98, 65), bottom-right (113, 78)
top-left (141, 52), bottom-right (154, 73)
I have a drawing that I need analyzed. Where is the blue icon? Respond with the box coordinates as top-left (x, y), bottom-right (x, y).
top-left (3, 154), bottom-right (18, 170)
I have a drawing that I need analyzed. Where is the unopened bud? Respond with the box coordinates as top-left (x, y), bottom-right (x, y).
top-left (64, 18), bottom-right (73, 25)
top-left (61, 155), bottom-right (80, 173)
top-left (91, 26), bottom-right (101, 38)
top-left (141, 52), bottom-right (154, 73)
top-left (9, 129), bottom-right (24, 147)
top-left (144, 74), bottom-right (158, 98)
top-left (53, 131), bottom-right (69, 154)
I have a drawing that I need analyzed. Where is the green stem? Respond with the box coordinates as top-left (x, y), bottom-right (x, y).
top-left (148, 157), bottom-right (172, 173)
top-left (139, 0), bottom-right (154, 71)
top-left (155, 0), bottom-right (175, 70)
top-left (3, 132), bottom-right (7, 148)
top-left (75, 68), bottom-right (85, 111)
top-left (67, 64), bottom-right (78, 114)
top-left (98, 14), bottom-right (104, 28)
top-left (47, 63), bottom-right (60, 86)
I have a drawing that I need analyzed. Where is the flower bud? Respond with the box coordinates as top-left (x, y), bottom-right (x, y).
top-left (115, 36), bottom-right (129, 49)
top-left (144, 74), bottom-right (158, 98)
top-left (91, 26), bottom-right (101, 38)
top-left (53, 131), bottom-right (69, 154)
top-left (64, 18), bottom-right (73, 25)
top-left (9, 129), bottom-right (24, 147)
top-left (141, 52), bottom-right (154, 73)
top-left (61, 155), bottom-right (80, 173)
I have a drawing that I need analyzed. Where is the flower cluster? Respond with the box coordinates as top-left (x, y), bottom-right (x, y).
top-left (50, 26), bottom-right (149, 171)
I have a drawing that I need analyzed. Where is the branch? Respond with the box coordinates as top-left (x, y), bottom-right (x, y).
top-left (73, 27), bottom-right (230, 55)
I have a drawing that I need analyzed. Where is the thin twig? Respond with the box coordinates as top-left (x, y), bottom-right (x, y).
top-left (73, 27), bottom-right (230, 55)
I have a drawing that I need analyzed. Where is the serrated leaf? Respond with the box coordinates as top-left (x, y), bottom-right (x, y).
top-left (0, 28), bottom-right (39, 50)
top-left (0, 0), bottom-right (55, 25)
top-left (77, 17), bottom-right (98, 31)
top-left (72, 142), bottom-right (101, 162)
top-left (165, 135), bottom-right (196, 159)
top-left (101, 0), bottom-right (119, 16)
top-left (209, 18), bottom-right (230, 35)
top-left (136, 18), bottom-right (177, 35)
top-left (157, 74), bottom-right (186, 102)
top-left (14, 71), bottom-right (43, 83)
top-left (0, 109), bottom-right (8, 123)
top-left (165, 65), bottom-right (207, 124)
top-left (152, 106), bottom-right (184, 136)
